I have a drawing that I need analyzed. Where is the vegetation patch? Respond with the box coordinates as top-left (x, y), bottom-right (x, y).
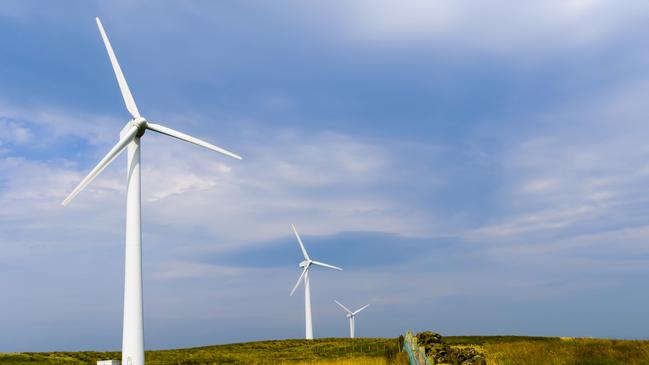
top-left (482, 338), bottom-right (649, 365)
top-left (415, 331), bottom-right (486, 365)
top-left (0, 338), bottom-right (405, 365)
top-left (6, 335), bottom-right (649, 364)
top-left (421, 334), bottom-right (649, 365)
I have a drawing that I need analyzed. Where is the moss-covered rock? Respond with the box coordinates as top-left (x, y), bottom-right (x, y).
top-left (415, 332), bottom-right (486, 365)
top-left (416, 332), bottom-right (444, 347)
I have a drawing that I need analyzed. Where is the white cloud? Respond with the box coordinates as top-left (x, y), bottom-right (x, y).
top-left (152, 260), bottom-right (242, 279)
top-left (6, 1), bottom-right (647, 60)
top-left (0, 99), bottom-right (122, 146)
top-left (519, 177), bottom-right (561, 195)
top-left (0, 104), bottom-right (439, 261)
top-left (0, 119), bottom-right (33, 146)
top-left (468, 76), bottom-right (649, 256)
top-left (138, 127), bottom-right (433, 248)
top-left (303, 0), bottom-right (649, 55)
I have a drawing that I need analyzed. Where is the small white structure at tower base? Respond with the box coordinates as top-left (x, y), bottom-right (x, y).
top-left (97, 361), bottom-right (120, 365)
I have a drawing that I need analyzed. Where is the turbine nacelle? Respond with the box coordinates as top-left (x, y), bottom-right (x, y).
top-left (131, 117), bottom-right (147, 136)
top-left (299, 260), bottom-right (311, 268)
top-left (121, 117), bottom-right (147, 138)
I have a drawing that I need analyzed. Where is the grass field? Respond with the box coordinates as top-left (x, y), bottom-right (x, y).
top-left (444, 336), bottom-right (649, 365)
top-left (0, 338), bottom-right (405, 365)
top-left (4, 336), bottom-right (649, 364)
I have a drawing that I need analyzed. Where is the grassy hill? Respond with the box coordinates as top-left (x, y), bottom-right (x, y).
top-left (444, 336), bottom-right (649, 365)
top-left (0, 338), bottom-right (405, 365)
top-left (4, 335), bottom-right (649, 364)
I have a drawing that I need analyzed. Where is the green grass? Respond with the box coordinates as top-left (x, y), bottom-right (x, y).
top-left (6, 336), bottom-right (649, 364)
top-left (0, 338), bottom-right (401, 365)
top-left (444, 335), bottom-right (561, 345)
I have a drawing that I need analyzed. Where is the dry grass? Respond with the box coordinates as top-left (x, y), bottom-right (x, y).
top-left (479, 338), bottom-right (649, 365)
top-left (6, 335), bottom-right (648, 364)
top-left (432, 336), bottom-right (649, 365)
top-left (281, 355), bottom-right (406, 365)
top-left (0, 338), bottom-right (402, 365)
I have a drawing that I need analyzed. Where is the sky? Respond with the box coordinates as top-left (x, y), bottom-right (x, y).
top-left (2, 0), bottom-right (649, 352)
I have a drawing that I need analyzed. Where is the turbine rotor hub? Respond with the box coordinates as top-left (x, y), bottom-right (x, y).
top-left (130, 117), bottom-right (147, 137)
top-left (299, 260), bottom-right (311, 268)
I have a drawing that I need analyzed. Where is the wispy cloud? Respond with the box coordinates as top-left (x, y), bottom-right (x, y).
top-left (313, 0), bottom-right (649, 55)
top-left (469, 77), bottom-right (649, 280)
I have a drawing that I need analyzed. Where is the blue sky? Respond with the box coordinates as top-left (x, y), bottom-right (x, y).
top-left (3, 0), bottom-right (649, 352)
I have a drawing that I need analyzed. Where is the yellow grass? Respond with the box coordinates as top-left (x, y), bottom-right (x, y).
top-left (482, 338), bottom-right (649, 365)
top-left (0, 338), bottom-right (403, 365)
top-left (282, 357), bottom-right (389, 365)
top-left (283, 353), bottom-right (409, 365)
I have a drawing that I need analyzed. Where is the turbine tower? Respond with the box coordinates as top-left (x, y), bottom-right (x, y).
top-left (289, 224), bottom-right (342, 340)
top-left (62, 18), bottom-right (241, 365)
top-left (334, 300), bottom-right (370, 339)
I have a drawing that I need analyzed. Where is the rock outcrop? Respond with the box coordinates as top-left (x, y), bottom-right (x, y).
top-left (415, 332), bottom-right (486, 365)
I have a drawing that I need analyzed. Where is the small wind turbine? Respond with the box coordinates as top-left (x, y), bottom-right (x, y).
top-left (334, 300), bottom-right (370, 339)
top-left (62, 18), bottom-right (241, 365)
top-left (289, 224), bottom-right (342, 340)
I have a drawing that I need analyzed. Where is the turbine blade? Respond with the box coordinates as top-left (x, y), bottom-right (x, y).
top-left (353, 304), bottom-right (370, 315)
top-left (334, 300), bottom-right (353, 314)
top-left (311, 260), bottom-right (342, 271)
top-left (290, 266), bottom-right (309, 297)
top-left (95, 17), bottom-right (140, 118)
top-left (146, 122), bottom-right (242, 160)
top-left (291, 224), bottom-right (310, 260)
top-left (62, 125), bottom-right (139, 206)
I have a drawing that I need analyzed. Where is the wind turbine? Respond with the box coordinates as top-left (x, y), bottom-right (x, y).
top-left (62, 18), bottom-right (241, 365)
top-left (289, 224), bottom-right (342, 339)
top-left (334, 300), bottom-right (370, 339)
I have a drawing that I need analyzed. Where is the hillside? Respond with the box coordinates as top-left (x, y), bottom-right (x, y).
top-left (0, 338), bottom-right (404, 365)
top-left (4, 335), bottom-right (649, 364)
top-left (423, 334), bottom-right (649, 365)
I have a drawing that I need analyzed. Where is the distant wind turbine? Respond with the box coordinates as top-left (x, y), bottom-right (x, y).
top-left (290, 224), bottom-right (342, 339)
top-left (334, 300), bottom-right (370, 338)
top-left (62, 17), bottom-right (241, 365)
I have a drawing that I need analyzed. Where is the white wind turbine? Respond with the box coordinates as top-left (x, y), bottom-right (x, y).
top-left (289, 224), bottom-right (342, 339)
top-left (62, 18), bottom-right (241, 365)
top-left (334, 300), bottom-right (369, 338)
